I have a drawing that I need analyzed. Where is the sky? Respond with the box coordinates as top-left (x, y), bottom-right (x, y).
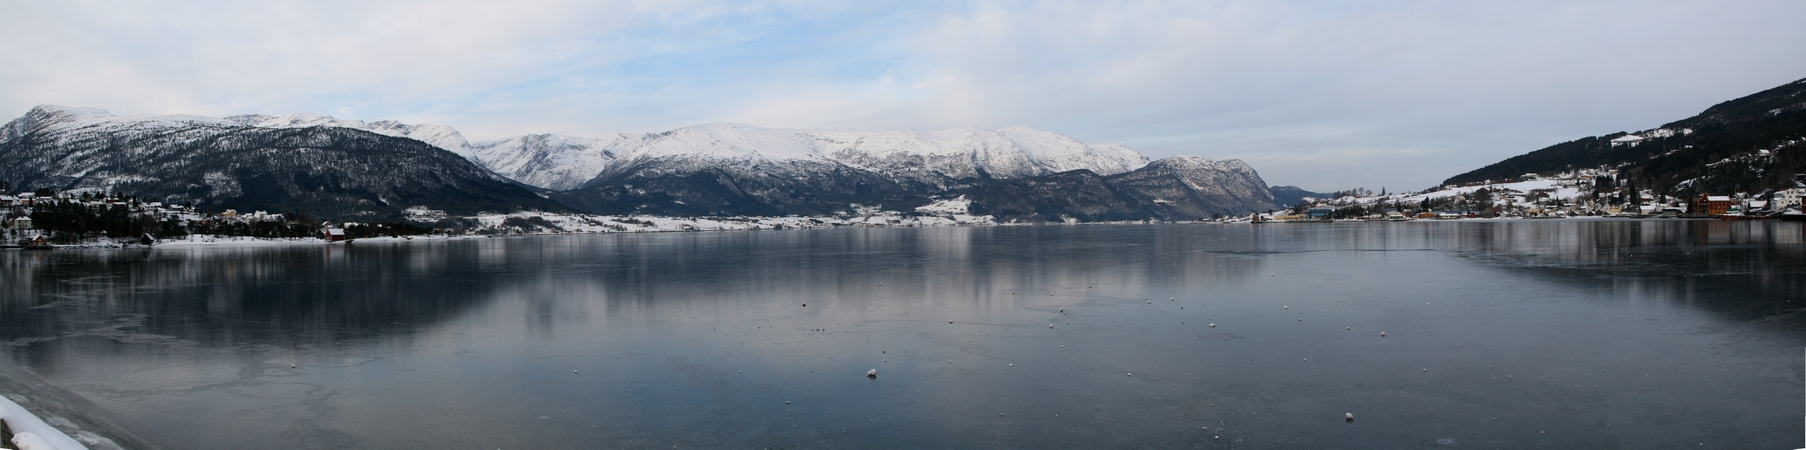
top-left (2, 1), bottom-right (1803, 192)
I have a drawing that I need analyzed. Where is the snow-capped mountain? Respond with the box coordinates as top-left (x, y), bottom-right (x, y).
top-left (1106, 156), bottom-right (1279, 218)
top-left (216, 114), bottom-right (635, 191)
top-left (589, 123), bottom-right (1149, 190)
top-left (951, 156), bottom-right (1280, 222)
top-left (224, 115), bottom-right (1153, 193)
top-left (0, 106), bottom-right (563, 220)
top-left (537, 123), bottom-right (1177, 216)
top-left (224, 112), bottom-right (476, 154)
top-left (459, 134), bottom-right (648, 191)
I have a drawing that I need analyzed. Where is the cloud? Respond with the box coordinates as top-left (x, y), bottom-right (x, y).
top-left (2, 0), bottom-right (1803, 190)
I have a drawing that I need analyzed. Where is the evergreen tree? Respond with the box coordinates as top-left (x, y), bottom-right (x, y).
top-left (1628, 179), bottom-right (1641, 206)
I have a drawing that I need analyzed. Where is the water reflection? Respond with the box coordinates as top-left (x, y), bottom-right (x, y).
top-left (0, 220), bottom-right (1800, 449)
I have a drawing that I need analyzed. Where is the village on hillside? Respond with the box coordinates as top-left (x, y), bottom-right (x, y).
top-left (1253, 167), bottom-right (1805, 223)
top-left (0, 190), bottom-right (330, 248)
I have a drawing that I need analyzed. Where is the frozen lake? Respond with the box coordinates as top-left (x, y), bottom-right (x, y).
top-left (1, 220), bottom-right (1803, 448)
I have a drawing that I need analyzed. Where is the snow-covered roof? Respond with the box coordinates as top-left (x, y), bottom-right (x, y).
top-left (1705, 196), bottom-right (1732, 202)
top-left (1610, 135), bottom-right (1644, 143)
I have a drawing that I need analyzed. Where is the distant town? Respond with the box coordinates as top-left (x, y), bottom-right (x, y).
top-left (0, 189), bottom-right (431, 248)
top-left (1257, 167), bottom-right (1803, 223)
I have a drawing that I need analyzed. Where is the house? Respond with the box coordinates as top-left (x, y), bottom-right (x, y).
top-left (1609, 134), bottom-right (1645, 147)
top-left (0, 195), bottom-right (12, 207)
top-left (323, 228), bottom-right (347, 242)
top-left (1694, 194), bottom-right (1734, 215)
top-left (1777, 189), bottom-right (1804, 209)
top-left (10, 217), bottom-right (31, 229)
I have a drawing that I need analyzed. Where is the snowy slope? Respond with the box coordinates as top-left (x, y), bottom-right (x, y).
top-left (462, 134), bottom-right (649, 191)
top-left (224, 113), bottom-right (476, 157)
top-left (1105, 156), bottom-right (1280, 218)
top-left (592, 123), bottom-right (1151, 189)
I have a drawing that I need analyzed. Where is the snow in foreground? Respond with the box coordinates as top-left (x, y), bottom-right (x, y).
top-left (0, 395), bottom-right (87, 450)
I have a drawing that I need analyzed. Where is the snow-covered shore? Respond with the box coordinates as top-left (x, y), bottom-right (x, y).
top-left (0, 359), bottom-right (182, 450)
top-left (15, 206), bottom-right (1727, 250)
top-left (0, 394), bottom-right (89, 449)
top-left (10, 203), bottom-right (1011, 249)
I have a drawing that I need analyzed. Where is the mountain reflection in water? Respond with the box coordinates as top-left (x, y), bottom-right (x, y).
top-left (0, 220), bottom-right (1800, 449)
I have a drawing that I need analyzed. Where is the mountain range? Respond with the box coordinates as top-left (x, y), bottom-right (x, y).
top-left (0, 106), bottom-right (1289, 221)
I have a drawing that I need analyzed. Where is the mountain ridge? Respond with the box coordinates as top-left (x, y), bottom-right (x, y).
top-left (1443, 77), bottom-right (1806, 195)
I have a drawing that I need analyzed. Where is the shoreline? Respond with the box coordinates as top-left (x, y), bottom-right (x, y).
top-left (1, 214), bottom-right (1749, 250)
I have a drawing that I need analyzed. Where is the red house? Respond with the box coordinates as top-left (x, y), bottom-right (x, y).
top-left (1695, 194), bottom-right (1733, 216)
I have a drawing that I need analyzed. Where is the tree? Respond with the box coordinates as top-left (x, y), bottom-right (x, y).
top-left (1627, 179), bottom-right (1641, 207)
top-left (1593, 174), bottom-right (1619, 199)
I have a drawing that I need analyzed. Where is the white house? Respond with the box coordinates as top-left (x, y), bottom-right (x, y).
top-left (1776, 189), bottom-right (1804, 209)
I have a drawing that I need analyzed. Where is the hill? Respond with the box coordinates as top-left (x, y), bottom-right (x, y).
top-left (1444, 77), bottom-right (1806, 196)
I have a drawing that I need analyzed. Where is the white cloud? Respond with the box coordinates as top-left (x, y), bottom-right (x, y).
top-left (2, 0), bottom-right (1803, 191)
